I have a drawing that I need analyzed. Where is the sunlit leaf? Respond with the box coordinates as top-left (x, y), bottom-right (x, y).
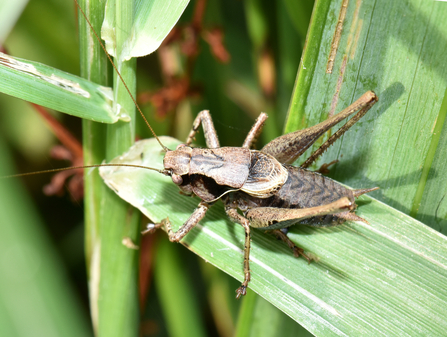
top-left (0, 52), bottom-right (121, 123)
top-left (101, 136), bottom-right (447, 336)
top-left (102, 0), bottom-right (190, 60)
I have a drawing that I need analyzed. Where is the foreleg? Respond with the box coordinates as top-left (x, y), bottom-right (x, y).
top-left (242, 113), bottom-right (268, 148)
top-left (145, 201), bottom-right (210, 242)
top-left (315, 159), bottom-right (338, 174)
top-left (185, 110), bottom-right (220, 148)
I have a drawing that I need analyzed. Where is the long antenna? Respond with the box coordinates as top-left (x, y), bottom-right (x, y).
top-left (74, 0), bottom-right (170, 152)
top-left (1, 164), bottom-right (169, 180)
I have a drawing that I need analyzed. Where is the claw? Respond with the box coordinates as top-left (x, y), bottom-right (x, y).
top-left (294, 247), bottom-right (312, 264)
top-left (141, 223), bottom-right (157, 235)
top-left (141, 219), bottom-right (167, 235)
top-left (235, 285), bottom-right (247, 299)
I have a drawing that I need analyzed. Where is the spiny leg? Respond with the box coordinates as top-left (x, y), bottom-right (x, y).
top-left (245, 198), bottom-right (354, 271)
top-left (242, 113), bottom-right (268, 149)
top-left (245, 197), bottom-right (355, 229)
top-left (353, 187), bottom-right (379, 198)
top-left (270, 229), bottom-right (311, 263)
top-left (185, 110), bottom-right (220, 148)
top-left (301, 92), bottom-right (378, 168)
top-left (225, 207), bottom-right (252, 299)
top-left (224, 198), bottom-right (353, 298)
top-left (261, 91), bottom-right (378, 164)
top-left (145, 201), bottom-right (211, 242)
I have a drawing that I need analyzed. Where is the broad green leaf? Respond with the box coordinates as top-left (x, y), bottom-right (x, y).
top-left (285, 0), bottom-right (447, 232)
top-left (282, 0), bottom-right (447, 333)
top-left (102, 0), bottom-right (190, 61)
top-left (0, 52), bottom-right (122, 123)
top-left (100, 137), bottom-right (447, 336)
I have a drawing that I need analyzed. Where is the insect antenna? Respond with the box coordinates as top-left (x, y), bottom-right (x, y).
top-left (1, 164), bottom-right (170, 180)
top-left (3, 3), bottom-right (176, 188)
top-left (74, 0), bottom-right (170, 153)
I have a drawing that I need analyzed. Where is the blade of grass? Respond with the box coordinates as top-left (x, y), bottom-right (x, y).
top-left (0, 0), bottom-right (28, 44)
top-left (101, 0), bottom-right (141, 335)
top-left (102, 0), bottom-right (190, 59)
top-left (4, 0), bottom-right (446, 335)
top-left (78, 0), bottom-right (110, 333)
top-left (199, 261), bottom-right (237, 337)
top-left (0, 53), bottom-right (119, 123)
top-left (154, 236), bottom-right (207, 337)
top-left (100, 136), bottom-right (447, 336)
top-left (0, 133), bottom-right (92, 337)
top-left (79, 1), bottom-right (140, 335)
top-left (246, 296), bottom-right (313, 337)
top-left (234, 290), bottom-right (257, 337)
top-left (413, 85), bottom-right (447, 231)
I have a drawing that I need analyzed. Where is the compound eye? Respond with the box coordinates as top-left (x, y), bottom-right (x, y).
top-left (176, 144), bottom-right (186, 150)
top-left (172, 174), bottom-right (183, 185)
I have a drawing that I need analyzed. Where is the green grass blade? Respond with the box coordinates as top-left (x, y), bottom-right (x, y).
top-left (102, 0), bottom-right (190, 60)
top-left (4, 0), bottom-right (446, 335)
top-left (78, 0), bottom-right (111, 334)
top-left (154, 237), bottom-right (207, 337)
top-left (285, 0), bottom-right (447, 233)
top-left (79, 0), bottom-right (141, 335)
top-left (0, 133), bottom-right (92, 337)
top-left (0, 53), bottom-right (120, 123)
top-left (413, 86), bottom-right (447, 230)
top-left (100, 136), bottom-right (447, 336)
top-left (101, 1), bottom-right (141, 336)
top-left (234, 291), bottom-right (257, 337)
top-left (234, 291), bottom-right (312, 337)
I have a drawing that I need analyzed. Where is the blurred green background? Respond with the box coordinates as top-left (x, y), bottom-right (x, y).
top-left (0, 0), bottom-right (313, 336)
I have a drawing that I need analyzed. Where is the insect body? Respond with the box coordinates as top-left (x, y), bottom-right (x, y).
top-left (144, 91), bottom-right (378, 298)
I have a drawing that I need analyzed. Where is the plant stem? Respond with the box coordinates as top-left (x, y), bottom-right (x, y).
top-left (79, 1), bottom-right (140, 336)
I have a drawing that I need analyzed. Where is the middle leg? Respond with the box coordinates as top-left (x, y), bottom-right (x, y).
top-left (225, 207), bottom-right (253, 299)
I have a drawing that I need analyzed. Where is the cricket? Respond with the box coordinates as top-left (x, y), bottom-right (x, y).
top-left (141, 90), bottom-right (378, 298)
top-left (3, 1), bottom-right (379, 300)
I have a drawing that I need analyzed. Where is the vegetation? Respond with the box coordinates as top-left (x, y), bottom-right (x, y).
top-left (1, 0), bottom-right (446, 336)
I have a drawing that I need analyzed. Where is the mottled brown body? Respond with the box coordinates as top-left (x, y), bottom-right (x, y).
top-left (149, 91), bottom-right (379, 298)
top-left (224, 166), bottom-right (357, 230)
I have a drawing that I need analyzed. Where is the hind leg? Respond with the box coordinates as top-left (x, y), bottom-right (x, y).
top-left (270, 229), bottom-right (312, 263)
